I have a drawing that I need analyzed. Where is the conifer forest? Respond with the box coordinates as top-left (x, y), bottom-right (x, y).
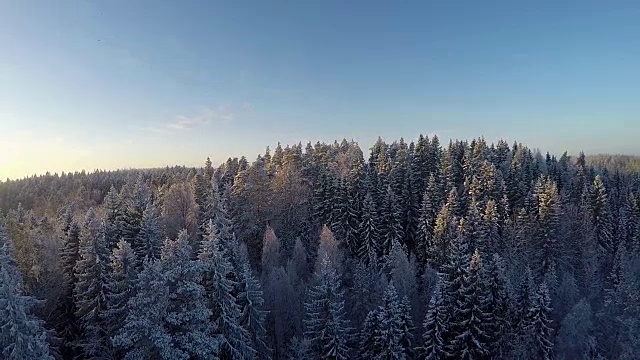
top-left (2, 135), bottom-right (640, 359)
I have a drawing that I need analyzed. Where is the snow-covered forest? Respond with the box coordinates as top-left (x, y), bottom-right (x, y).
top-left (1, 135), bottom-right (639, 359)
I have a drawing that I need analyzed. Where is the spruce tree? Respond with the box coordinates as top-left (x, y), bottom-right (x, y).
top-left (359, 193), bottom-right (380, 265)
top-left (303, 254), bottom-right (351, 359)
top-left (448, 249), bottom-right (491, 359)
top-left (103, 239), bottom-right (137, 355)
top-left (358, 283), bottom-right (414, 360)
top-left (524, 283), bottom-right (554, 360)
top-left (73, 209), bottom-right (110, 357)
top-left (419, 278), bottom-right (449, 360)
top-left (134, 202), bottom-right (163, 266)
top-left (199, 221), bottom-right (256, 359)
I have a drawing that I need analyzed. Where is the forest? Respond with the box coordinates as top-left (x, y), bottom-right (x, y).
top-left (1, 135), bottom-right (639, 359)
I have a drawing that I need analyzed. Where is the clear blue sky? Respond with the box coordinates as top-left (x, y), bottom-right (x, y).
top-left (1, 0), bottom-right (639, 179)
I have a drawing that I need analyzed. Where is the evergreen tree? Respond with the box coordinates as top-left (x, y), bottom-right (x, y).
top-left (448, 249), bottom-right (491, 359)
top-left (523, 283), bottom-right (554, 360)
top-left (73, 210), bottom-right (110, 357)
top-left (134, 202), bottom-right (163, 266)
top-left (113, 258), bottom-right (189, 359)
top-left (304, 254), bottom-right (351, 359)
top-left (0, 222), bottom-right (54, 359)
top-left (419, 278), bottom-right (449, 360)
top-left (103, 239), bottom-right (137, 355)
top-left (358, 282), bottom-right (414, 360)
top-left (359, 193), bottom-right (380, 265)
top-left (590, 175), bottom-right (615, 254)
top-left (199, 222), bottom-right (256, 359)
top-left (238, 262), bottom-right (270, 358)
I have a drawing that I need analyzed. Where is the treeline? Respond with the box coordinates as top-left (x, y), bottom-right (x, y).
top-left (1, 136), bottom-right (639, 359)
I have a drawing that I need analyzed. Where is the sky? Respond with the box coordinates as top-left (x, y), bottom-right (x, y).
top-left (1, 0), bottom-right (639, 180)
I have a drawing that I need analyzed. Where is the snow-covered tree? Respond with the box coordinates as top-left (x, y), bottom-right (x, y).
top-left (522, 283), bottom-right (554, 360)
top-left (359, 193), bottom-right (380, 265)
top-left (134, 202), bottom-right (163, 265)
top-left (73, 209), bottom-right (110, 357)
top-left (304, 254), bottom-right (351, 359)
top-left (448, 249), bottom-right (491, 359)
top-left (358, 282), bottom-right (414, 360)
top-left (199, 222), bottom-right (256, 359)
top-left (0, 222), bottom-right (54, 359)
top-left (103, 239), bottom-right (137, 355)
top-left (238, 262), bottom-right (270, 358)
top-left (419, 278), bottom-right (449, 360)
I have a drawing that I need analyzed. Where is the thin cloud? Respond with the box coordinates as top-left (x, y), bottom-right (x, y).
top-left (166, 106), bottom-right (236, 131)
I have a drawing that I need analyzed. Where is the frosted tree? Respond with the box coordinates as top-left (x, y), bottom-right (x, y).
top-left (103, 186), bottom-right (126, 250)
top-left (103, 239), bottom-right (137, 355)
top-left (113, 258), bottom-right (183, 359)
top-left (164, 230), bottom-right (217, 357)
top-left (523, 283), bottom-right (554, 360)
top-left (485, 253), bottom-right (513, 357)
top-left (590, 175), bottom-right (614, 254)
top-left (238, 262), bottom-right (270, 358)
top-left (358, 282), bottom-right (414, 360)
top-left (419, 278), bottom-right (449, 360)
top-left (199, 222), bottom-right (255, 359)
top-left (448, 249), bottom-right (491, 359)
top-left (56, 220), bottom-right (81, 342)
top-left (0, 222), bottom-right (54, 359)
top-left (359, 193), bottom-right (380, 265)
top-left (304, 254), bottom-right (351, 359)
top-left (134, 201), bottom-right (163, 265)
top-left (386, 239), bottom-right (416, 300)
top-left (73, 209), bottom-right (110, 357)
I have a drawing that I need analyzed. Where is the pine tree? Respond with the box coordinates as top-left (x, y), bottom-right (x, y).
top-left (103, 239), bottom-right (137, 355)
top-left (199, 221), bottom-right (256, 359)
top-left (73, 209), bottom-right (110, 357)
top-left (419, 278), bottom-right (449, 360)
top-left (0, 222), bottom-right (54, 359)
top-left (304, 254), bottom-right (351, 359)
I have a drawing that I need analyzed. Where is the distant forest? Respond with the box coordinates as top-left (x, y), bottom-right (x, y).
top-left (1, 136), bottom-right (639, 359)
